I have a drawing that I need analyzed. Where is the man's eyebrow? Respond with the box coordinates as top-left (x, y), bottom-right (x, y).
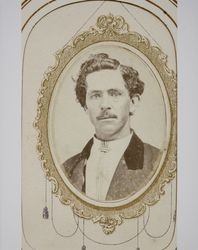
top-left (87, 88), bottom-right (124, 94)
top-left (108, 88), bottom-right (124, 92)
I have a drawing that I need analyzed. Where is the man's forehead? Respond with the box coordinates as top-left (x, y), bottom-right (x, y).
top-left (86, 69), bottom-right (127, 91)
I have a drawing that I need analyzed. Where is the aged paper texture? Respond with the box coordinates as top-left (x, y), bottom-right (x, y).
top-left (22, 0), bottom-right (177, 249)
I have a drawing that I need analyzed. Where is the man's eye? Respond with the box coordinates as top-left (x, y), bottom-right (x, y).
top-left (90, 93), bottom-right (101, 99)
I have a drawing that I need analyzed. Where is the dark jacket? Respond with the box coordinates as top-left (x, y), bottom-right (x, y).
top-left (62, 133), bottom-right (161, 200)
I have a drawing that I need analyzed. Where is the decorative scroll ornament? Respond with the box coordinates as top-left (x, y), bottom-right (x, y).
top-left (96, 14), bottom-right (129, 34)
top-left (34, 14), bottom-right (177, 234)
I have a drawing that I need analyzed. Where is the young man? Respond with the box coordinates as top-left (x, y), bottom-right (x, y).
top-left (62, 53), bottom-right (161, 201)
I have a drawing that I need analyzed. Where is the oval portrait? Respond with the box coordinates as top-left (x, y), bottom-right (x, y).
top-left (48, 43), bottom-right (170, 206)
top-left (35, 15), bottom-right (176, 224)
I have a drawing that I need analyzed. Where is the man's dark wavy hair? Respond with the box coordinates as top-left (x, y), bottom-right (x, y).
top-left (75, 53), bottom-right (145, 108)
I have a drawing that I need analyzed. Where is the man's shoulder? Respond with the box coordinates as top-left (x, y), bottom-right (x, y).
top-left (144, 142), bottom-right (161, 157)
top-left (61, 153), bottom-right (81, 178)
top-left (132, 132), bottom-right (160, 156)
top-left (62, 138), bottom-right (93, 175)
top-left (143, 142), bottom-right (162, 171)
top-left (62, 153), bottom-right (82, 175)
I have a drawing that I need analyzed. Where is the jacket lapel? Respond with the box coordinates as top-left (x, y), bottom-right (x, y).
top-left (106, 133), bottom-right (144, 200)
top-left (124, 132), bottom-right (144, 170)
top-left (66, 139), bottom-right (93, 193)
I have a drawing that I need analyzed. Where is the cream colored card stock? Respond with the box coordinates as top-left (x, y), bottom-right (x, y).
top-left (22, 1), bottom-right (177, 249)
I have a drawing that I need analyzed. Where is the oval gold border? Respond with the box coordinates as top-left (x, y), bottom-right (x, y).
top-left (34, 14), bottom-right (176, 234)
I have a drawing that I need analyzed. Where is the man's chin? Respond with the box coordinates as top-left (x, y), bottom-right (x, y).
top-left (95, 127), bottom-right (118, 141)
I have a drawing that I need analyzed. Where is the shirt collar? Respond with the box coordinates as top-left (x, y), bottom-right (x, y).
top-left (80, 131), bottom-right (144, 170)
top-left (93, 132), bottom-right (133, 153)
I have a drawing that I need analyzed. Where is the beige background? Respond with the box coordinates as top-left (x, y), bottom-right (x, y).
top-left (21, 0), bottom-right (176, 249)
top-left (2, 1), bottom-right (198, 250)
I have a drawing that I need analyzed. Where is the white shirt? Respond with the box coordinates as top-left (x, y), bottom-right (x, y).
top-left (85, 132), bottom-right (133, 201)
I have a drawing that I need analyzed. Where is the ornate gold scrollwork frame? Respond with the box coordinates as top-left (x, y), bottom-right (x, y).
top-left (34, 14), bottom-right (176, 234)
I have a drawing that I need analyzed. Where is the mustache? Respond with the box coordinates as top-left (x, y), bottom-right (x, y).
top-left (96, 110), bottom-right (117, 120)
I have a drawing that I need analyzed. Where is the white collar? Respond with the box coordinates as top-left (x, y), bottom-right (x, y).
top-left (93, 131), bottom-right (133, 153)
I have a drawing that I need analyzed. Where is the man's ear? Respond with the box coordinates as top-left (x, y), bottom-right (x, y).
top-left (84, 104), bottom-right (88, 112)
top-left (130, 94), bottom-right (141, 116)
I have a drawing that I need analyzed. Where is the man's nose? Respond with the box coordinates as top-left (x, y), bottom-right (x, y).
top-left (100, 94), bottom-right (111, 110)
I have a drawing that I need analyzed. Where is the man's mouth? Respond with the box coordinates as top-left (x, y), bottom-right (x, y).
top-left (97, 114), bottom-right (117, 120)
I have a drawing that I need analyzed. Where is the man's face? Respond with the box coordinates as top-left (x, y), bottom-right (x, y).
top-left (85, 69), bottom-right (133, 141)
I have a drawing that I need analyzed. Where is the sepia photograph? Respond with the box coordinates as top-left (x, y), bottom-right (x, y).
top-left (48, 44), bottom-right (170, 203)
